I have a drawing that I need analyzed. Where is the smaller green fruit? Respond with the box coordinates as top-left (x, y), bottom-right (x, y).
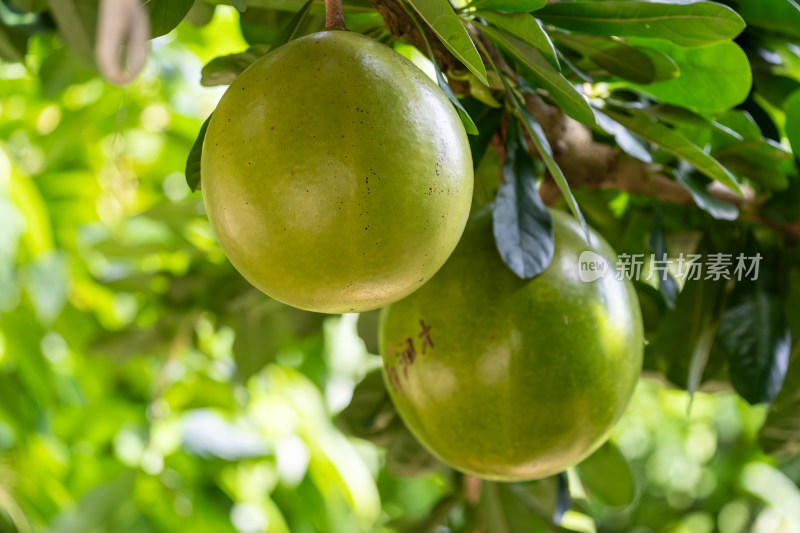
top-left (379, 209), bottom-right (644, 481)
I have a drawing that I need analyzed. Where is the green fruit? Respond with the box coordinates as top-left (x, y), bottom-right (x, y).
top-left (201, 31), bottom-right (473, 313)
top-left (379, 209), bottom-right (643, 481)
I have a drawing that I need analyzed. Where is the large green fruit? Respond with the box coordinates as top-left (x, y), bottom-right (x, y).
top-left (202, 31), bottom-right (473, 313)
top-left (379, 210), bottom-right (643, 481)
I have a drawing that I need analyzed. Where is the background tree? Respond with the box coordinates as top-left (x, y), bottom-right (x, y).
top-left (1, 0), bottom-right (800, 531)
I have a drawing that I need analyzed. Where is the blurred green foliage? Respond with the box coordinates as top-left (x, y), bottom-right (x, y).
top-left (1, 3), bottom-right (800, 533)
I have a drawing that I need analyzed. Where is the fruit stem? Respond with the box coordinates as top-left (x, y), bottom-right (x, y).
top-left (324, 0), bottom-right (346, 30)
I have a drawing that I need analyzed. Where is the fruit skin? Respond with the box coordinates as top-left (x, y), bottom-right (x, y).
top-left (201, 31), bottom-right (473, 313)
top-left (379, 209), bottom-right (643, 481)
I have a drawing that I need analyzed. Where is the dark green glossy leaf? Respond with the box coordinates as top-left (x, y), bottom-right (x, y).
top-left (600, 108), bottom-right (743, 194)
top-left (626, 39), bottom-right (752, 113)
top-left (594, 110), bottom-right (652, 163)
top-left (407, 0), bottom-right (487, 84)
top-left (711, 111), bottom-right (793, 191)
top-left (719, 262), bottom-right (791, 405)
top-left (755, 72), bottom-right (800, 110)
top-left (200, 45), bottom-right (269, 86)
top-left (469, 0), bottom-right (546, 13)
top-left (494, 65), bottom-right (589, 237)
top-left (493, 122), bottom-right (554, 279)
top-left (639, 104), bottom-right (742, 140)
top-left (537, 1), bottom-right (745, 47)
top-left (553, 34), bottom-right (655, 84)
top-left (464, 99), bottom-right (504, 169)
top-left (147, 0), bottom-right (195, 38)
top-left (483, 25), bottom-right (595, 125)
top-left (554, 472), bottom-right (570, 523)
top-left (476, 10), bottom-right (558, 69)
top-left (646, 266), bottom-right (727, 398)
top-left (635, 280), bottom-right (668, 340)
top-left (577, 442), bottom-right (634, 508)
top-left (648, 205), bottom-right (678, 308)
top-left (760, 349), bottom-right (800, 455)
top-left (674, 170), bottom-right (739, 221)
top-left (185, 114), bottom-right (211, 192)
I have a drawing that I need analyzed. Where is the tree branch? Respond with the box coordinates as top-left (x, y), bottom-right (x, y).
top-left (370, 0), bottom-right (800, 242)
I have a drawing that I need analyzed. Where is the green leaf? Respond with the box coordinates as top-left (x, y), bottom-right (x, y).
top-left (385, 428), bottom-right (440, 477)
top-left (483, 25), bottom-right (595, 125)
top-left (415, 17), bottom-right (478, 134)
top-left (496, 68), bottom-right (588, 237)
top-left (482, 481), bottom-right (579, 533)
top-left (593, 110), bottom-right (652, 163)
top-left (269, 0), bottom-right (315, 51)
top-left (407, 0), bottom-right (488, 85)
top-left (552, 33), bottom-right (655, 84)
top-left (759, 343), bottom-right (800, 455)
top-left (648, 205), bottom-right (678, 309)
top-left (7, 0), bottom-right (48, 11)
top-left (468, 0), bottom-right (546, 13)
top-left (640, 104), bottom-right (742, 140)
top-left (718, 261), bottom-right (791, 405)
top-left (464, 99), bottom-right (505, 169)
top-left (337, 370), bottom-right (400, 446)
top-left (600, 108), bottom-right (743, 195)
top-left (50, 471), bottom-right (136, 533)
top-left (755, 72), bottom-right (800, 110)
top-left (400, 496), bottom-right (460, 533)
top-left (713, 140), bottom-right (792, 191)
top-left (785, 90), bottom-right (800, 157)
top-left (554, 472), bottom-right (570, 523)
top-left (200, 45), bottom-right (269, 86)
top-left (0, 22), bottom-right (27, 62)
top-left (38, 44), bottom-right (96, 98)
top-left (646, 268), bottom-right (728, 398)
top-left (673, 169), bottom-right (739, 221)
top-left (636, 46), bottom-right (681, 82)
top-left (512, 101), bottom-right (587, 237)
top-left (46, 0), bottom-right (98, 59)
top-left (185, 115), bottom-right (211, 191)
top-left (577, 442), bottom-right (634, 508)
top-left (147, 0), bottom-right (195, 38)
top-left (710, 111), bottom-right (793, 191)
top-left (537, 1), bottom-right (745, 47)
top-left (475, 11), bottom-right (558, 69)
top-left (493, 122), bottom-right (554, 279)
top-left (227, 295), bottom-right (325, 383)
top-left (624, 39), bottom-right (751, 114)
top-left (232, 0), bottom-right (247, 11)
top-left (736, 0), bottom-right (800, 39)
